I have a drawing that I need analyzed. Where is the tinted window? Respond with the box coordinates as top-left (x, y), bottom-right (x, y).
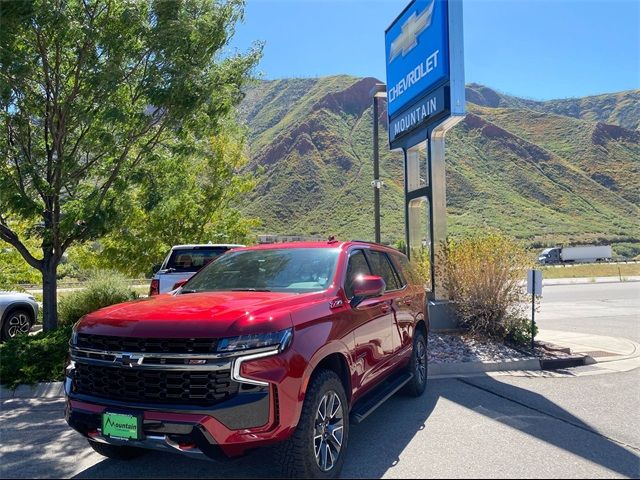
top-left (368, 251), bottom-right (401, 291)
top-left (184, 248), bottom-right (340, 293)
top-left (165, 247), bottom-right (231, 272)
top-left (344, 250), bottom-right (371, 299)
top-left (390, 252), bottom-right (413, 286)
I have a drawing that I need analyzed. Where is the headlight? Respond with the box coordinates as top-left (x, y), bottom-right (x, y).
top-left (217, 328), bottom-right (292, 353)
top-left (70, 330), bottom-right (78, 346)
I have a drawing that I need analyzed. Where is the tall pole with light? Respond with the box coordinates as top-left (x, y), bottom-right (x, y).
top-left (370, 83), bottom-right (387, 244)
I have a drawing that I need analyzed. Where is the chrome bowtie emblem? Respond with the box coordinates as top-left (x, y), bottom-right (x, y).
top-left (389, 0), bottom-right (435, 62)
top-left (116, 353), bottom-right (143, 367)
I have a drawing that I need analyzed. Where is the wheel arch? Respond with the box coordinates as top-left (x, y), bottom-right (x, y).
top-left (1, 301), bottom-right (36, 326)
top-left (313, 352), bottom-right (352, 404)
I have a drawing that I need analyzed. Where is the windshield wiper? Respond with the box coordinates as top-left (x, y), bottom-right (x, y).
top-left (230, 288), bottom-right (272, 292)
top-left (179, 289), bottom-right (199, 294)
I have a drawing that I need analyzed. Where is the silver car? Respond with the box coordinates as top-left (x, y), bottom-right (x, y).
top-left (0, 292), bottom-right (38, 341)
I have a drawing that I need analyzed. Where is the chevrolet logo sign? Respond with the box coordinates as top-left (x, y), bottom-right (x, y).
top-left (389, 0), bottom-right (435, 62)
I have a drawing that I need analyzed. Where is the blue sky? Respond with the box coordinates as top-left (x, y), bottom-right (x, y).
top-left (230, 0), bottom-right (640, 100)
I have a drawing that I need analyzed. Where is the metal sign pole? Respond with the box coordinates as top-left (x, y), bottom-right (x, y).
top-left (531, 269), bottom-right (536, 351)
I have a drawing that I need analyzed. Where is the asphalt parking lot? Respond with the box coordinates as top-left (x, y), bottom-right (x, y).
top-left (1, 370), bottom-right (639, 479)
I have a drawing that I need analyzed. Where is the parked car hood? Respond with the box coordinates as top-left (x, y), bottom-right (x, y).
top-left (75, 291), bottom-right (319, 338)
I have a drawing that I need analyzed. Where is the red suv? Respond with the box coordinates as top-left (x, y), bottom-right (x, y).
top-left (65, 240), bottom-right (428, 478)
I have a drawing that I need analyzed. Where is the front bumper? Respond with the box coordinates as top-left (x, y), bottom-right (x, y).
top-left (65, 378), bottom-right (278, 459)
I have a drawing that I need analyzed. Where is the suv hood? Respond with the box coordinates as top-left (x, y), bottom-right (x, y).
top-left (75, 291), bottom-right (316, 338)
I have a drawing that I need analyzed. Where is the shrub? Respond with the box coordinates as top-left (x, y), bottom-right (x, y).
top-left (439, 232), bottom-right (533, 342)
top-left (0, 324), bottom-right (73, 388)
top-left (408, 247), bottom-right (431, 289)
top-left (58, 270), bottom-right (137, 326)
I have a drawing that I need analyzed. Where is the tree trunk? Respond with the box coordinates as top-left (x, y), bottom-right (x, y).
top-left (42, 257), bottom-right (59, 332)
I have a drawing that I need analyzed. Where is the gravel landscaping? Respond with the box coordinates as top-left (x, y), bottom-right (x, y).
top-left (428, 333), bottom-right (573, 364)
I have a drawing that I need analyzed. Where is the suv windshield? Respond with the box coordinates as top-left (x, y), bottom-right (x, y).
top-left (164, 247), bottom-right (231, 273)
top-left (184, 248), bottom-right (340, 293)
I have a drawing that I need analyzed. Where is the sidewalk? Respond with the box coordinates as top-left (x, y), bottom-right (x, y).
top-left (536, 329), bottom-right (640, 375)
top-left (542, 276), bottom-right (640, 286)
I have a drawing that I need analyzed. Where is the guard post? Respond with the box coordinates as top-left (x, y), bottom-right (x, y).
top-left (385, 0), bottom-right (465, 329)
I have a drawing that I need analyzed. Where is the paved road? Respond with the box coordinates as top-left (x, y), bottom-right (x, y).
top-left (537, 282), bottom-right (640, 343)
top-left (1, 371), bottom-right (638, 479)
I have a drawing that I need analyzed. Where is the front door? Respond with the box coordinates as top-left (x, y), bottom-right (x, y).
top-left (345, 249), bottom-right (395, 395)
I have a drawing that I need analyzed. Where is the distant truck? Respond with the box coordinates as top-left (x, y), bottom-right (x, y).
top-left (538, 245), bottom-right (612, 265)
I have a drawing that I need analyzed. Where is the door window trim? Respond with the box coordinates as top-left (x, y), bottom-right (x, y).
top-left (364, 249), bottom-right (406, 293)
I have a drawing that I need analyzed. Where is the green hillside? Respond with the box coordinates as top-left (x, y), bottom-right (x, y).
top-left (466, 84), bottom-right (640, 131)
top-left (238, 77), bottom-right (640, 257)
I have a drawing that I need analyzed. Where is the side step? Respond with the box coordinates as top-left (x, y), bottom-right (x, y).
top-left (350, 372), bottom-right (413, 424)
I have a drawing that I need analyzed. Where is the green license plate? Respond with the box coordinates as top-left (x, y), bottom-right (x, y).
top-left (102, 412), bottom-right (141, 440)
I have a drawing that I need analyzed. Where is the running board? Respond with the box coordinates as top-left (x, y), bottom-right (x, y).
top-left (350, 372), bottom-right (413, 424)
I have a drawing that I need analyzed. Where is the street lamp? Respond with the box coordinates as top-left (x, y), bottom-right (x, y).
top-left (370, 83), bottom-right (387, 244)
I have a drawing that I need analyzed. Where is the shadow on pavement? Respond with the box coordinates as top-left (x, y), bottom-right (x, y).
top-left (5, 372), bottom-right (637, 479)
top-left (72, 372), bottom-right (639, 479)
top-left (452, 374), bottom-right (640, 478)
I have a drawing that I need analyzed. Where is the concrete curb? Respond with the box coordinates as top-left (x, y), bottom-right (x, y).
top-left (0, 382), bottom-right (64, 400)
top-left (428, 358), bottom-right (541, 377)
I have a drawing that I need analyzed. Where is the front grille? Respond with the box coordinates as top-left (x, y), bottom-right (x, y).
top-left (77, 334), bottom-right (217, 353)
top-left (72, 363), bottom-right (238, 406)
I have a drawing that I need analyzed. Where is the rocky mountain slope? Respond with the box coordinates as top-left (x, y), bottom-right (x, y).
top-left (237, 77), bottom-right (639, 256)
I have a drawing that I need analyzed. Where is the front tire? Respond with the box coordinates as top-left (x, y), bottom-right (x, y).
top-left (404, 329), bottom-right (428, 397)
top-left (1, 308), bottom-right (33, 341)
top-left (88, 440), bottom-right (146, 460)
top-left (275, 370), bottom-right (349, 479)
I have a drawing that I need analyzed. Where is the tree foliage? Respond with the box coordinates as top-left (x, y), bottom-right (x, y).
top-left (0, 0), bottom-right (261, 329)
top-left (77, 122), bottom-right (259, 276)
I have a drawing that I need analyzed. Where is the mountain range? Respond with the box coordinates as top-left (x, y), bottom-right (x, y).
top-left (236, 76), bottom-right (639, 257)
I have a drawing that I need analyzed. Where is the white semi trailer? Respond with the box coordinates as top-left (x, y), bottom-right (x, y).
top-left (538, 245), bottom-right (612, 264)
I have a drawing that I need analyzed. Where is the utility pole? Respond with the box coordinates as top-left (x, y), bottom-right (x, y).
top-left (370, 83), bottom-right (387, 244)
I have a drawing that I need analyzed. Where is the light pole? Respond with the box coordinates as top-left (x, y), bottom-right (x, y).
top-left (370, 83), bottom-right (387, 244)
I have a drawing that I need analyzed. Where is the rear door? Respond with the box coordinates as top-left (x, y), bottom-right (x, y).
top-left (388, 251), bottom-right (425, 351)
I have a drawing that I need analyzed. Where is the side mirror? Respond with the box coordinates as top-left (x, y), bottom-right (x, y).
top-left (350, 275), bottom-right (386, 308)
top-left (172, 279), bottom-right (188, 291)
top-left (152, 263), bottom-right (161, 274)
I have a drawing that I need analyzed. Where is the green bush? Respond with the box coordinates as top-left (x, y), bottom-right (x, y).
top-left (58, 270), bottom-right (138, 326)
top-left (439, 232), bottom-right (534, 344)
top-left (1, 270), bottom-right (139, 388)
top-left (505, 316), bottom-right (538, 346)
top-left (0, 325), bottom-right (73, 388)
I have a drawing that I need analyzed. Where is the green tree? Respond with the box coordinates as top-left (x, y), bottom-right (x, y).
top-left (78, 122), bottom-right (259, 277)
top-left (0, 0), bottom-right (261, 330)
top-left (0, 220), bottom-right (41, 288)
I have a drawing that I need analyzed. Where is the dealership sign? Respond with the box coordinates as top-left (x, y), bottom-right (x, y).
top-left (388, 86), bottom-right (445, 142)
top-left (385, 0), bottom-right (464, 147)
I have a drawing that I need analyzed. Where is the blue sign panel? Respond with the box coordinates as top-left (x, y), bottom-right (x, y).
top-left (385, 0), bottom-right (449, 117)
top-left (388, 86), bottom-right (445, 142)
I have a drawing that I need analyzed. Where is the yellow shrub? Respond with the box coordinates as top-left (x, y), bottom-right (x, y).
top-left (439, 232), bottom-right (533, 340)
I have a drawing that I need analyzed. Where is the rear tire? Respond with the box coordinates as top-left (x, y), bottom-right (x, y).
top-left (403, 329), bottom-right (428, 397)
top-left (88, 440), bottom-right (147, 460)
top-left (274, 370), bottom-right (349, 479)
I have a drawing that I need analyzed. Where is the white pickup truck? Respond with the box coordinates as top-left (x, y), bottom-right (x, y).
top-left (149, 244), bottom-right (243, 295)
